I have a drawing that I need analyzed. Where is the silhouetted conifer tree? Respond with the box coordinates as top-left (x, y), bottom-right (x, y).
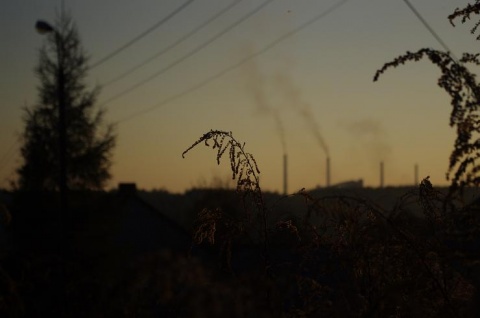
top-left (17, 12), bottom-right (115, 191)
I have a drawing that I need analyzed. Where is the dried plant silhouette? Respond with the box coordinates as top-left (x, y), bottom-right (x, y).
top-left (374, 50), bottom-right (480, 193)
top-left (182, 130), bottom-right (269, 270)
top-left (182, 130), bottom-right (261, 194)
top-left (449, 1), bottom-right (480, 39)
top-left (372, 2), bottom-right (480, 195)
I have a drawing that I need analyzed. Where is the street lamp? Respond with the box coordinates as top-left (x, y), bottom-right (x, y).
top-left (35, 20), bottom-right (68, 217)
top-left (35, 20), bottom-right (55, 34)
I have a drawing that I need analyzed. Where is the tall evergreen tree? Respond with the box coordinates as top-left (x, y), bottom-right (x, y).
top-left (18, 12), bottom-right (115, 191)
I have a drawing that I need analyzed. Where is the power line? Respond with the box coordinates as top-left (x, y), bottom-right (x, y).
top-left (402, 0), bottom-right (458, 61)
top-left (100, 0), bottom-right (275, 107)
top-left (103, 0), bottom-right (245, 87)
top-left (117, 0), bottom-right (351, 124)
top-left (89, 0), bottom-right (196, 69)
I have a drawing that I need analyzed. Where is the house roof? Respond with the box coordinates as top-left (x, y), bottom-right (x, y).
top-left (10, 185), bottom-right (192, 259)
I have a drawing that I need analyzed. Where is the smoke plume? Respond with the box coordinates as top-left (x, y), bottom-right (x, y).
top-left (275, 72), bottom-right (329, 156)
top-left (241, 53), bottom-right (287, 153)
top-left (346, 118), bottom-right (391, 169)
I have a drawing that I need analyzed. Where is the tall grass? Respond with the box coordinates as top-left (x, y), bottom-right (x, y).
top-left (183, 130), bottom-right (269, 271)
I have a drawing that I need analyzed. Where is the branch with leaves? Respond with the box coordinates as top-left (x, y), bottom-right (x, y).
top-left (449, 0), bottom-right (480, 39)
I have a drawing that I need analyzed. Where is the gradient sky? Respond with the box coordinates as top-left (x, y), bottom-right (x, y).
top-left (2, 0), bottom-right (480, 193)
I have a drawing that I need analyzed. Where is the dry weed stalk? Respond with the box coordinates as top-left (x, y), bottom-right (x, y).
top-left (183, 130), bottom-right (269, 268)
top-left (449, 1), bottom-right (480, 39)
top-left (293, 182), bottom-right (475, 316)
top-left (375, 50), bottom-right (480, 193)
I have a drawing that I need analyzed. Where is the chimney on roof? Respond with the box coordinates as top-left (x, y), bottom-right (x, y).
top-left (118, 183), bottom-right (137, 196)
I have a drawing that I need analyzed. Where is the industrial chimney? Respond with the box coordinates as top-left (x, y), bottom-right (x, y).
top-left (283, 153), bottom-right (287, 195)
top-left (326, 156), bottom-right (331, 187)
top-left (380, 161), bottom-right (384, 188)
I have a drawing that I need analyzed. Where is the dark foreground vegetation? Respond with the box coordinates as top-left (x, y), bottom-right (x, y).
top-left (2, 169), bottom-right (480, 317)
top-left (1, 132), bottom-right (480, 317)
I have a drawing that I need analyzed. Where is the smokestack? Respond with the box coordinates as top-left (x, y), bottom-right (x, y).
top-left (283, 154), bottom-right (287, 195)
top-left (414, 163), bottom-right (419, 185)
top-left (380, 161), bottom-right (384, 188)
top-left (326, 156), bottom-right (331, 187)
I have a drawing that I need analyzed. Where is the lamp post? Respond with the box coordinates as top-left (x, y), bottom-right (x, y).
top-left (35, 20), bottom-right (68, 219)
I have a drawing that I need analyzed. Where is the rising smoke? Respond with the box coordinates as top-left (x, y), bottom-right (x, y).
top-left (241, 52), bottom-right (287, 153)
top-left (274, 71), bottom-right (329, 157)
top-left (345, 118), bottom-right (391, 170)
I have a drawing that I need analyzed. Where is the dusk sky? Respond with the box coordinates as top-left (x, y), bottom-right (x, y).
top-left (2, 0), bottom-right (480, 193)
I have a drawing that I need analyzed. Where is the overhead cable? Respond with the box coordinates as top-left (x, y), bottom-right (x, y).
top-left (117, 0), bottom-right (350, 123)
top-left (100, 0), bottom-right (275, 107)
top-left (402, 0), bottom-right (458, 61)
top-left (89, 0), bottom-right (196, 69)
top-left (103, 0), bottom-right (245, 87)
